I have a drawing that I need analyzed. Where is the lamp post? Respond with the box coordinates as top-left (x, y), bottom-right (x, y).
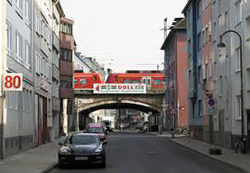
top-left (217, 30), bottom-right (245, 152)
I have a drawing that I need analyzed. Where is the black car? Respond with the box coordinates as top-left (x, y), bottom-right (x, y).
top-left (58, 133), bottom-right (107, 168)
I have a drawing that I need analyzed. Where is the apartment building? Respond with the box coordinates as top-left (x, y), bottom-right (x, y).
top-left (34, 0), bottom-right (53, 145)
top-left (161, 18), bottom-right (189, 132)
top-left (51, 0), bottom-right (64, 140)
top-left (5, 0), bottom-right (34, 157)
top-left (59, 17), bottom-right (75, 135)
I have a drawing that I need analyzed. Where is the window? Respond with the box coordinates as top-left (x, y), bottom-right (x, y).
top-left (36, 53), bottom-right (40, 74)
top-left (205, 63), bottom-right (208, 79)
top-left (187, 9), bottom-right (192, 27)
top-left (193, 102), bottom-right (197, 118)
top-left (153, 79), bottom-right (161, 85)
top-left (41, 58), bottom-right (44, 75)
top-left (80, 79), bottom-right (87, 85)
top-left (15, 31), bottom-right (22, 62)
top-left (133, 79), bottom-right (140, 84)
top-left (208, 22), bottom-right (212, 41)
top-left (24, 41), bottom-right (31, 69)
top-left (74, 79), bottom-right (78, 85)
top-left (61, 80), bottom-right (72, 88)
top-left (24, 0), bottom-right (31, 24)
top-left (202, 30), bottom-right (206, 46)
top-left (41, 20), bottom-right (45, 37)
top-left (188, 70), bottom-right (192, 89)
top-left (60, 22), bottom-right (73, 35)
top-left (198, 100), bottom-right (202, 117)
top-left (246, 17), bottom-right (250, 40)
top-left (224, 12), bottom-right (228, 29)
top-left (236, 0), bottom-right (243, 24)
top-left (197, 0), bottom-right (202, 19)
top-left (6, 22), bottom-right (12, 55)
top-left (35, 14), bottom-right (41, 34)
top-left (93, 76), bottom-right (97, 82)
top-left (198, 32), bottom-right (201, 50)
top-left (219, 77), bottom-right (223, 96)
top-left (206, 27), bottom-right (209, 44)
top-left (124, 79), bottom-right (131, 83)
top-left (236, 96), bottom-right (242, 120)
top-left (60, 48), bottom-right (72, 61)
top-left (198, 66), bottom-right (201, 84)
top-left (235, 48), bottom-right (241, 71)
top-left (16, 0), bottom-right (23, 13)
top-left (188, 39), bottom-right (191, 55)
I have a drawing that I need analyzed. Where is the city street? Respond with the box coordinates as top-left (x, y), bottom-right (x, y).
top-left (49, 132), bottom-right (244, 173)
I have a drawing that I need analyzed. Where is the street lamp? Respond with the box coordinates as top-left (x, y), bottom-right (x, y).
top-left (217, 30), bottom-right (245, 152)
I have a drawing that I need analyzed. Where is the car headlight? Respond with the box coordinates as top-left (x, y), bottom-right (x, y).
top-left (95, 145), bottom-right (103, 153)
top-left (59, 147), bottom-right (72, 155)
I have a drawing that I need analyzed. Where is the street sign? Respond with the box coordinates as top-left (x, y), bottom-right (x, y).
top-left (93, 83), bottom-right (146, 94)
top-left (3, 73), bottom-right (23, 91)
top-left (207, 98), bottom-right (216, 115)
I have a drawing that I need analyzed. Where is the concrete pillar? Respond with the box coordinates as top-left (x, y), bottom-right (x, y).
top-left (62, 99), bottom-right (68, 135)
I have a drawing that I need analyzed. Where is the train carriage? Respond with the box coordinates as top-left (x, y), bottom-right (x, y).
top-left (106, 73), bottom-right (164, 90)
top-left (74, 72), bottom-right (104, 90)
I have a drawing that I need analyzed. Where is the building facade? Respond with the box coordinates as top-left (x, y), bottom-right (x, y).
top-left (182, 0), bottom-right (213, 142)
top-left (51, 0), bottom-right (64, 141)
top-left (59, 17), bottom-right (75, 135)
top-left (34, 0), bottom-right (53, 145)
top-left (211, 0), bottom-right (250, 150)
top-left (0, 0), bottom-right (7, 159)
top-left (161, 18), bottom-right (189, 132)
top-left (5, 0), bottom-right (35, 157)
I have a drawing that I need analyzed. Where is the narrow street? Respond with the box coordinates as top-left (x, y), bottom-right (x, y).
top-left (49, 132), bottom-right (243, 173)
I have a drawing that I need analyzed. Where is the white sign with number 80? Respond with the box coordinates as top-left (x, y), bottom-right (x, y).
top-left (3, 73), bottom-right (23, 91)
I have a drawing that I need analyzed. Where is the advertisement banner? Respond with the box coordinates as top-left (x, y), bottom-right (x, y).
top-left (93, 83), bottom-right (146, 94)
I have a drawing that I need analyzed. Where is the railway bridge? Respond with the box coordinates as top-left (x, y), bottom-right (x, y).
top-left (74, 87), bottom-right (165, 130)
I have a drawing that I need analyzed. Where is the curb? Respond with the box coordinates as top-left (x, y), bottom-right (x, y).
top-left (167, 138), bottom-right (249, 173)
top-left (40, 163), bottom-right (58, 173)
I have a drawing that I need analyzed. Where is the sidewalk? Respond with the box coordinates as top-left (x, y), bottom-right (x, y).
top-left (149, 131), bottom-right (250, 173)
top-left (0, 142), bottom-right (58, 173)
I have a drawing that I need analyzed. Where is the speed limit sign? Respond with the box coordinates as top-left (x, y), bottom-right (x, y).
top-left (3, 73), bottom-right (23, 91)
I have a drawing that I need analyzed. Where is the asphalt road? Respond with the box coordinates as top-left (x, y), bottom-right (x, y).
top-left (49, 132), bottom-right (244, 173)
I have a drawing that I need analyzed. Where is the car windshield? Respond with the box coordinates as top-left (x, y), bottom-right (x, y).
top-left (65, 135), bottom-right (99, 145)
top-left (88, 127), bottom-right (104, 133)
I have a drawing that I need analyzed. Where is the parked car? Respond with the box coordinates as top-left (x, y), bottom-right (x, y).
top-left (58, 132), bottom-right (107, 168)
top-left (86, 123), bottom-right (107, 141)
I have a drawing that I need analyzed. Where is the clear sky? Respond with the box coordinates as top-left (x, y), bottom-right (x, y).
top-left (60, 0), bottom-right (187, 72)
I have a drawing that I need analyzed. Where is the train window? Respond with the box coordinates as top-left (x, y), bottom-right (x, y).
top-left (74, 79), bottom-right (78, 85)
top-left (80, 79), bottom-right (87, 85)
top-left (133, 80), bottom-right (140, 83)
top-left (124, 79), bottom-right (131, 83)
top-left (93, 76), bottom-right (97, 82)
top-left (114, 76), bottom-right (118, 82)
top-left (153, 79), bottom-right (161, 85)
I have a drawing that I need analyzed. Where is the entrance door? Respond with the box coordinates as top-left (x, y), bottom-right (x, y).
top-left (246, 110), bottom-right (250, 151)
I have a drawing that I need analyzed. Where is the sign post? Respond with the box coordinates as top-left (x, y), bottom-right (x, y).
top-left (207, 98), bottom-right (216, 115)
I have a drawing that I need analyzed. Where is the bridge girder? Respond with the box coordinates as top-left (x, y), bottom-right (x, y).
top-left (75, 91), bottom-right (165, 115)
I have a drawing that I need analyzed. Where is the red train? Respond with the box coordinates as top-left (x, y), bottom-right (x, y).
top-left (74, 72), bottom-right (104, 90)
top-left (106, 73), bottom-right (164, 89)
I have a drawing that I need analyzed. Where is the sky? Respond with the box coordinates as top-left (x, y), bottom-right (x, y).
top-left (60, 0), bottom-right (187, 73)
